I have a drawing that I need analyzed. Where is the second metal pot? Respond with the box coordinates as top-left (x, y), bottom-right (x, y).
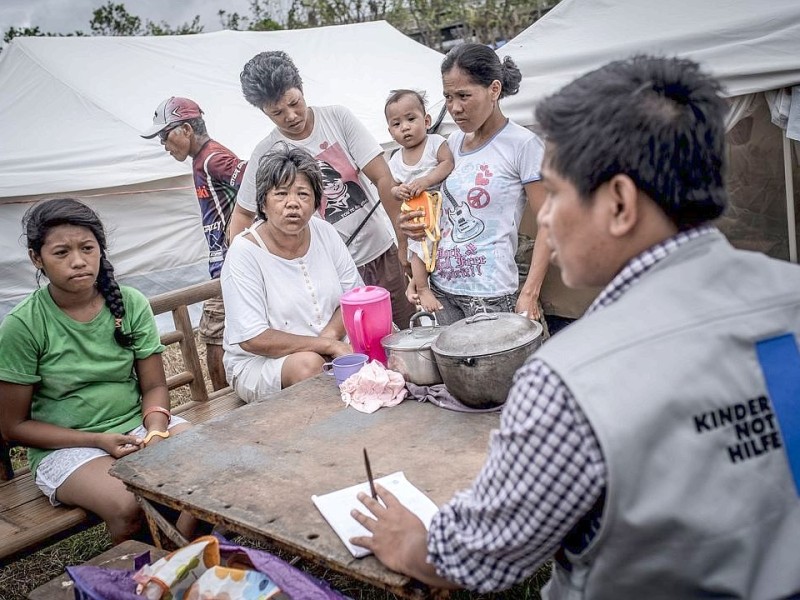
top-left (432, 312), bottom-right (544, 409)
top-left (381, 312), bottom-right (445, 385)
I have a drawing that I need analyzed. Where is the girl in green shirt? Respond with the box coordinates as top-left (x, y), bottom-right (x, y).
top-left (0, 198), bottom-right (193, 543)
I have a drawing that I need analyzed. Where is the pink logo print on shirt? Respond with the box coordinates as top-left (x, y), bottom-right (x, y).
top-left (469, 165), bottom-right (493, 209)
top-left (475, 164), bottom-right (493, 186)
top-left (467, 187), bottom-right (490, 209)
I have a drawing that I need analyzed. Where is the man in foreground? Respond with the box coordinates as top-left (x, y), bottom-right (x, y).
top-left (351, 55), bottom-right (800, 599)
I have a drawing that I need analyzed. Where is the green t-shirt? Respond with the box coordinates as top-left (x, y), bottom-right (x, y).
top-left (0, 285), bottom-right (164, 476)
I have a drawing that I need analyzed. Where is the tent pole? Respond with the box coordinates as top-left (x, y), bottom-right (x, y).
top-left (783, 131), bottom-right (797, 263)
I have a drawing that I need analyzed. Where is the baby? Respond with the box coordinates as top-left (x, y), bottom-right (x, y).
top-left (385, 89), bottom-right (454, 313)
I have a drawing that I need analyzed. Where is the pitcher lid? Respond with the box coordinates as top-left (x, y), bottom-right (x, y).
top-left (340, 285), bottom-right (390, 304)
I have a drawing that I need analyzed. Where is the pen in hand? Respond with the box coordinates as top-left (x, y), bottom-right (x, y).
top-left (363, 447), bottom-right (377, 500)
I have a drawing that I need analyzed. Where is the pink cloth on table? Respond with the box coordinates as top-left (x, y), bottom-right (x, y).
top-left (339, 360), bottom-right (407, 413)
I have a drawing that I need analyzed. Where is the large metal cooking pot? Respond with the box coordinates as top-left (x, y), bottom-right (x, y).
top-left (381, 312), bottom-right (446, 385)
top-left (432, 312), bottom-right (543, 409)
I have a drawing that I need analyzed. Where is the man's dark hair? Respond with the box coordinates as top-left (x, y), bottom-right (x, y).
top-left (240, 51), bottom-right (303, 109)
top-left (535, 55), bottom-right (728, 228)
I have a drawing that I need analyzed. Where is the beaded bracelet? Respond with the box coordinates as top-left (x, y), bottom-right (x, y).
top-left (143, 430), bottom-right (170, 445)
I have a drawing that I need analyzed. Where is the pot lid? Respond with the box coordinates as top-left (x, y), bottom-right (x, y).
top-left (431, 312), bottom-right (543, 358)
top-left (340, 285), bottom-right (389, 306)
top-left (382, 325), bottom-right (444, 351)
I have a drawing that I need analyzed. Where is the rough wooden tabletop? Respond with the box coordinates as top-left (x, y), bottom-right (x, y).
top-left (110, 374), bottom-right (500, 597)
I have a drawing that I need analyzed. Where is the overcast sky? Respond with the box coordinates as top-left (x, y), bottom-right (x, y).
top-left (1, 0), bottom-right (262, 35)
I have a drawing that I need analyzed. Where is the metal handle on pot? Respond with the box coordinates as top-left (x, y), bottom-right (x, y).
top-left (409, 310), bottom-right (439, 329)
top-left (464, 313), bottom-right (498, 325)
top-left (459, 357), bottom-right (477, 367)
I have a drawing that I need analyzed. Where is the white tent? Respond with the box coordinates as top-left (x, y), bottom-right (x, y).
top-left (432, 0), bottom-right (800, 263)
top-left (0, 22), bottom-right (445, 319)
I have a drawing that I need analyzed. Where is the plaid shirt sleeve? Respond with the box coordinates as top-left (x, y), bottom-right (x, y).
top-left (426, 357), bottom-right (607, 592)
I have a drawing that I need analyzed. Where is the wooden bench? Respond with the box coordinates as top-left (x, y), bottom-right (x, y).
top-left (0, 279), bottom-right (244, 565)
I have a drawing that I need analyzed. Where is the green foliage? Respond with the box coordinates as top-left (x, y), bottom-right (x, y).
top-left (219, 0), bottom-right (283, 31)
top-left (146, 15), bottom-right (204, 36)
top-left (286, 0), bottom-right (393, 29)
top-left (392, 0), bottom-right (557, 50)
top-left (89, 2), bottom-right (203, 36)
top-left (463, 0), bottom-right (553, 46)
top-left (2, 1), bottom-right (203, 52)
top-left (3, 25), bottom-right (83, 46)
top-left (280, 0), bottom-right (557, 49)
top-left (4, 26), bottom-right (46, 44)
top-left (392, 0), bottom-right (462, 51)
top-left (9, 446), bottom-right (26, 472)
top-left (89, 2), bottom-right (143, 35)
top-left (2, 0), bottom-right (558, 58)
top-left (218, 9), bottom-right (247, 31)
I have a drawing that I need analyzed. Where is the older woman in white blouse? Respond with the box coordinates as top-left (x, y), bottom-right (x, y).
top-left (221, 143), bottom-right (363, 402)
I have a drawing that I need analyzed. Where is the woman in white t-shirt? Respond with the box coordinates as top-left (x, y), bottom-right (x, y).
top-left (402, 43), bottom-right (549, 327)
top-left (221, 143), bottom-right (363, 402)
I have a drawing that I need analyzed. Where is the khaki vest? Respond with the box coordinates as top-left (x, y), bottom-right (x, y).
top-left (537, 232), bottom-right (800, 599)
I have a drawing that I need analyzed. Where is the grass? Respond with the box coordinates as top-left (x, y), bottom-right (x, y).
top-left (0, 525), bottom-right (111, 599)
top-left (0, 336), bottom-right (551, 599)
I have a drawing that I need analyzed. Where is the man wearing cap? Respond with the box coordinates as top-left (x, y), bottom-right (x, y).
top-left (142, 96), bottom-right (247, 391)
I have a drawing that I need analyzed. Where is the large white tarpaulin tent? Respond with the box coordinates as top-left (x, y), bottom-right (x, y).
top-left (0, 21), bottom-right (445, 319)
top-left (432, 0), bottom-right (800, 263)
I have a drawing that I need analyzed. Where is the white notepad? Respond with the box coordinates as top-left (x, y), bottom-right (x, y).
top-left (311, 471), bottom-right (439, 558)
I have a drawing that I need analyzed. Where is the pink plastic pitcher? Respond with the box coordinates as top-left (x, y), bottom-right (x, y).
top-left (340, 286), bottom-right (393, 365)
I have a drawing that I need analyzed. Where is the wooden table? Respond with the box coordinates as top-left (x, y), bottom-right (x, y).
top-left (110, 374), bottom-right (500, 598)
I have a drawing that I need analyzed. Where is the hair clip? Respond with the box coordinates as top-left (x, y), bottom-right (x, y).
top-left (114, 317), bottom-right (123, 328)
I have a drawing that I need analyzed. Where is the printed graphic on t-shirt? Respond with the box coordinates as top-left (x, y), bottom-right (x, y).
top-left (435, 162), bottom-right (500, 284)
top-left (199, 202), bottom-right (227, 273)
top-left (436, 242), bottom-right (488, 280)
top-left (194, 145), bottom-right (245, 279)
top-left (441, 178), bottom-right (485, 244)
top-left (315, 142), bottom-right (369, 224)
top-left (195, 178), bottom-right (233, 278)
top-left (203, 220), bottom-right (226, 255)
